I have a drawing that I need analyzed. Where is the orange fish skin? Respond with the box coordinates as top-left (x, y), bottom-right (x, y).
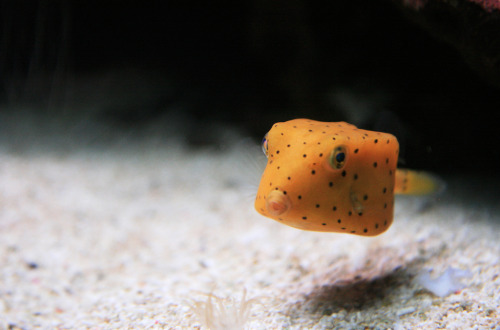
top-left (255, 119), bottom-right (399, 237)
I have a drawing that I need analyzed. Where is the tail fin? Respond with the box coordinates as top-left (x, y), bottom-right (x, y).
top-left (395, 169), bottom-right (445, 195)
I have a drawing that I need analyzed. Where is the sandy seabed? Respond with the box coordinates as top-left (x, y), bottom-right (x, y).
top-left (0, 114), bottom-right (499, 329)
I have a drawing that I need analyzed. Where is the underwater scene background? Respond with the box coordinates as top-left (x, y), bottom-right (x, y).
top-left (0, 1), bottom-right (499, 328)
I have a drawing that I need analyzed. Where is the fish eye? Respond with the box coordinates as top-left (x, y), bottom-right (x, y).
top-left (329, 145), bottom-right (347, 169)
top-left (261, 133), bottom-right (269, 157)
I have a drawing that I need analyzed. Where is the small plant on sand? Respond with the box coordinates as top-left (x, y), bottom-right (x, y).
top-left (188, 289), bottom-right (259, 330)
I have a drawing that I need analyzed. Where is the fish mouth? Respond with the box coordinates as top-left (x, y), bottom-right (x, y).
top-left (266, 190), bottom-right (291, 216)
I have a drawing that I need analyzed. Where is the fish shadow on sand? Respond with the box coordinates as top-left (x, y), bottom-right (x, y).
top-left (286, 265), bottom-right (420, 324)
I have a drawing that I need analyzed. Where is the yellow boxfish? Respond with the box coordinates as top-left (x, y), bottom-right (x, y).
top-left (255, 119), bottom-right (441, 236)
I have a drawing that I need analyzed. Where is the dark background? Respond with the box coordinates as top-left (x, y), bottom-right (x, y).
top-left (1, 0), bottom-right (499, 176)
